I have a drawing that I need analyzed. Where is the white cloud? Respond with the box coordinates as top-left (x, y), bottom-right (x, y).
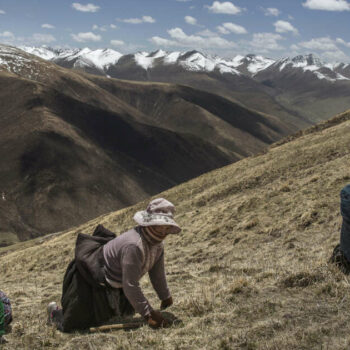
top-left (291, 37), bottom-right (350, 62)
top-left (320, 49), bottom-right (349, 62)
top-left (263, 8), bottom-right (280, 16)
top-left (249, 32), bottom-right (284, 51)
top-left (71, 31), bottom-right (101, 42)
top-left (150, 36), bottom-right (177, 46)
top-left (336, 37), bottom-right (350, 47)
top-left (302, 0), bottom-right (350, 11)
top-left (206, 1), bottom-right (242, 14)
top-left (298, 37), bottom-right (338, 51)
top-left (0, 31), bottom-right (14, 38)
top-left (110, 39), bottom-right (125, 46)
top-left (92, 24), bottom-right (108, 31)
top-left (72, 3), bottom-right (100, 13)
top-left (143, 16), bottom-right (156, 23)
top-left (168, 27), bottom-right (194, 41)
top-left (196, 29), bottom-right (218, 37)
top-left (217, 22), bottom-right (247, 34)
top-left (42, 24), bottom-right (55, 29)
top-left (32, 33), bottom-right (56, 43)
top-left (110, 24), bottom-right (117, 29)
top-left (217, 27), bottom-right (230, 34)
top-left (150, 27), bottom-right (236, 49)
top-left (122, 18), bottom-right (143, 24)
top-left (119, 15), bottom-right (155, 24)
top-left (176, 0), bottom-right (192, 2)
top-left (0, 10), bottom-right (5, 15)
top-left (274, 20), bottom-right (298, 34)
top-left (185, 16), bottom-right (197, 25)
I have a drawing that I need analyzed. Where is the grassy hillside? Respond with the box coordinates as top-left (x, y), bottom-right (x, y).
top-left (2, 109), bottom-right (350, 349)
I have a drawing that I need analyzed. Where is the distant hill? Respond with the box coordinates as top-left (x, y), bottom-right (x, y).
top-left (1, 107), bottom-right (350, 349)
top-left (0, 44), bottom-right (292, 243)
top-left (21, 46), bottom-right (350, 126)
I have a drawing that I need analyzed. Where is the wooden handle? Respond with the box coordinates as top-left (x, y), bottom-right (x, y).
top-left (89, 322), bottom-right (145, 333)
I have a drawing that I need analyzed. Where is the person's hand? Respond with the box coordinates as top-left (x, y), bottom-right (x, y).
top-left (160, 296), bottom-right (173, 310)
top-left (145, 310), bottom-right (169, 329)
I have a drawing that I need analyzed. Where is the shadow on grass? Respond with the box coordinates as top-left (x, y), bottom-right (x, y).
top-left (63, 311), bottom-right (183, 334)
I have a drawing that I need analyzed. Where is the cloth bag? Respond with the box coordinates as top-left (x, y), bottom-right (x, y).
top-left (60, 225), bottom-right (134, 332)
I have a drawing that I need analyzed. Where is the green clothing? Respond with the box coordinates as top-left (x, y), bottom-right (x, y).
top-left (0, 299), bottom-right (5, 336)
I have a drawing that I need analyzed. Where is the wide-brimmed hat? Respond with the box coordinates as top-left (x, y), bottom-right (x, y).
top-left (133, 198), bottom-right (181, 234)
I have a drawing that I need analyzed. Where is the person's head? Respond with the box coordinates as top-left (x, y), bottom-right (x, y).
top-left (133, 198), bottom-right (182, 238)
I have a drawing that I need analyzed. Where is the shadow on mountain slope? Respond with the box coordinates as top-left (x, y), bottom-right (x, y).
top-left (0, 72), bottom-right (230, 241)
top-left (0, 47), bottom-right (298, 242)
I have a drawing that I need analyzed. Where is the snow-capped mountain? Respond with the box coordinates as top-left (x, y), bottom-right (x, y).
top-left (257, 54), bottom-right (350, 82)
top-left (0, 44), bottom-right (58, 81)
top-left (18, 46), bottom-right (277, 76)
top-left (227, 54), bottom-right (275, 76)
top-left (3, 44), bottom-right (350, 126)
top-left (18, 46), bottom-right (350, 83)
top-left (20, 46), bottom-right (243, 75)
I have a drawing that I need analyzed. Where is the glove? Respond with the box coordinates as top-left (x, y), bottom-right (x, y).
top-left (160, 296), bottom-right (173, 310)
top-left (145, 310), bottom-right (169, 329)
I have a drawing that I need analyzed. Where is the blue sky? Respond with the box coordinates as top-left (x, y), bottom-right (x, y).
top-left (1, 0), bottom-right (350, 62)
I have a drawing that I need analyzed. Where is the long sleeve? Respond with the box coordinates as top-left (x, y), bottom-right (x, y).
top-left (121, 245), bottom-right (153, 318)
top-left (149, 250), bottom-right (171, 301)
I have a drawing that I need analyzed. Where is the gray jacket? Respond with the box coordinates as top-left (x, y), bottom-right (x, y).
top-left (103, 227), bottom-right (171, 317)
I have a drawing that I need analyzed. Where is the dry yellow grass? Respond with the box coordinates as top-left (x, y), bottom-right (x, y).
top-left (2, 110), bottom-right (350, 349)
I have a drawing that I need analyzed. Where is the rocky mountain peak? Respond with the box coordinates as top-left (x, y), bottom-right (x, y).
top-left (5, 44), bottom-right (350, 82)
top-left (292, 53), bottom-right (323, 67)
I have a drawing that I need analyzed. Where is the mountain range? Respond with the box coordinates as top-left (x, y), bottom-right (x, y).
top-left (21, 46), bottom-right (350, 125)
top-left (21, 46), bottom-right (350, 81)
top-left (0, 44), bottom-right (292, 244)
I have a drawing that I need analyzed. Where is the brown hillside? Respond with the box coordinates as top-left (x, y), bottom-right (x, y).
top-left (0, 71), bottom-right (229, 243)
top-left (255, 64), bottom-right (350, 124)
top-left (0, 45), bottom-right (295, 243)
top-left (100, 61), bottom-right (312, 130)
top-left (1, 110), bottom-right (350, 349)
top-left (82, 73), bottom-right (295, 156)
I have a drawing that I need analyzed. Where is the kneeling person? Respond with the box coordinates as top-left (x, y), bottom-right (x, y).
top-left (48, 198), bottom-right (181, 330)
top-left (331, 184), bottom-right (350, 273)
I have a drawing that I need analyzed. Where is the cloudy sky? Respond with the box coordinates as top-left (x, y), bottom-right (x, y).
top-left (1, 0), bottom-right (350, 61)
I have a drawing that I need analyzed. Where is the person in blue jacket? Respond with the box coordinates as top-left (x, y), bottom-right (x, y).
top-left (330, 184), bottom-right (350, 273)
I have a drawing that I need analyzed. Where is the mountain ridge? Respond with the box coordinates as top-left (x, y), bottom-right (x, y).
top-left (20, 46), bottom-right (350, 81)
top-left (0, 44), bottom-right (293, 244)
top-left (17, 45), bottom-right (350, 127)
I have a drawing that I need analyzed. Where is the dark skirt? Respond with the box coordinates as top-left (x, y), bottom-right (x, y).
top-left (58, 225), bottom-right (134, 332)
